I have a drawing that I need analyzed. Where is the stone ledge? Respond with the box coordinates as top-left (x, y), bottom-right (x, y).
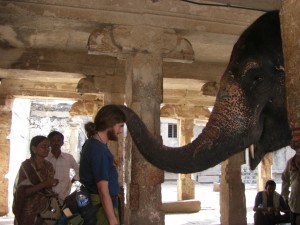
top-left (162, 200), bottom-right (201, 213)
top-left (213, 182), bottom-right (220, 192)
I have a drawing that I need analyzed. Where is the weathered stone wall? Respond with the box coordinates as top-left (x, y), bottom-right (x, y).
top-left (29, 100), bottom-right (90, 160)
top-left (0, 96), bottom-right (12, 215)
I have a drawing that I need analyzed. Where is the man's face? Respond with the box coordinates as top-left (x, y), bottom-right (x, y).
top-left (266, 185), bottom-right (276, 195)
top-left (49, 134), bottom-right (63, 151)
top-left (107, 123), bottom-right (124, 141)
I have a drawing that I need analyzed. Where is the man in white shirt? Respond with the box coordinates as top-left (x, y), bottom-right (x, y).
top-left (46, 131), bottom-right (79, 200)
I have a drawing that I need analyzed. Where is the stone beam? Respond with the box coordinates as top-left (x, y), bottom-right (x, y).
top-left (163, 61), bottom-right (226, 82)
top-left (0, 68), bottom-right (84, 83)
top-left (163, 89), bottom-right (216, 107)
top-left (196, 0), bottom-right (280, 11)
top-left (0, 47), bottom-right (223, 82)
top-left (160, 104), bottom-right (211, 120)
top-left (0, 78), bottom-right (81, 99)
top-left (0, 48), bottom-right (125, 76)
top-left (0, 1), bottom-right (262, 36)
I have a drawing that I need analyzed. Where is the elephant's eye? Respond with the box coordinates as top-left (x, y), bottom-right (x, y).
top-left (246, 69), bottom-right (264, 91)
top-left (253, 76), bottom-right (263, 85)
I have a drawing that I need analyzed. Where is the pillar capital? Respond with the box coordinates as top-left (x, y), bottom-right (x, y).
top-left (69, 99), bottom-right (103, 117)
top-left (76, 74), bottom-right (125, 96)
top-left (87, 25), bottom-right (194, 63)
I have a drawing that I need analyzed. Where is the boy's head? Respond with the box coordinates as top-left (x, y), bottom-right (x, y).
top-left (265, 179), bottom-right (276, 194)
top-left (48, 131), bottom-right (64, 151)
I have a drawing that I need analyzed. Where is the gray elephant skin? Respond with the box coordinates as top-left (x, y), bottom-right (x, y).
top-left (116, 10), bottom-right (291, 173)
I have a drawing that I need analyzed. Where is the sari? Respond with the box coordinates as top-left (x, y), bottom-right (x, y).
top-left (13, 158), bottom-right (56, 225)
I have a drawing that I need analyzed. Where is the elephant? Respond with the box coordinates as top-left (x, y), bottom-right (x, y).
top-left (115, 10), bottom-right (292, 173)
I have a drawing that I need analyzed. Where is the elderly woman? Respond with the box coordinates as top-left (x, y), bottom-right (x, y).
top-left (13, 135), bottom-right (59, 225)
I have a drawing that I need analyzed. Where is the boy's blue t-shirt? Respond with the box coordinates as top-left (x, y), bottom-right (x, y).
top-left (79, 138), bottom-right (119, 200)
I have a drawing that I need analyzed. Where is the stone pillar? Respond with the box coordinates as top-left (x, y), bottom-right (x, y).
top-left (280, 1), bottom-right (300, 149)
top-left (125, 52), bottom-right (164, 225)
top-left (68, 123), bottom-right (80, 161)
top-left (0, 96), bottom-right (13, 216)
top-left (87, 25), bottom-right (194, 225)
top-left (257, 153), bottom-right (272, 191)
top-left (220, 151), bottom-right (247, 225)
top-left (177, 118), bottom-right (195, 200)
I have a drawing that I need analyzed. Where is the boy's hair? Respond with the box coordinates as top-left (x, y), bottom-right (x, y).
top-left (48, 131), bottom-right (64, 141)
top-left (265, 179), bottom-right (276, 189)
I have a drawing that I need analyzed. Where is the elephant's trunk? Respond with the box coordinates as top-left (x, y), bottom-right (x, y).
top-left (117, 104), bottom-right (248, 173)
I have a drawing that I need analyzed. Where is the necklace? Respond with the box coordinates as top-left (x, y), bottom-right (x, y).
top-left (32, 157), bottom-right (42, 171)
top-left (96, 132), bottom-right (107, 144)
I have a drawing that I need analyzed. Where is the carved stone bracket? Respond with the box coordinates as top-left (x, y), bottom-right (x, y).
top-left (87, 25), bottom-right (194, 63)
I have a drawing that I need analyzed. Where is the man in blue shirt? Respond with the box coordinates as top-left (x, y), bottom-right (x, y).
top-left (253, 179), bottom-right (290, 225)
top-left (80, 105), bottom-right (125, 225)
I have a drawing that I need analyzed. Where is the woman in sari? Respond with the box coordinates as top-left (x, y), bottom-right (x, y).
top-left (13, 135), bottom-right (59, 225)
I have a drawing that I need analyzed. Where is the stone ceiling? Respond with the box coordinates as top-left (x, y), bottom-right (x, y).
top-left (0, 0), bottom-right (281, 117)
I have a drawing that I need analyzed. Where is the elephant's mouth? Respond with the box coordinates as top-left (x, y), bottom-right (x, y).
top-left (248, 104), bottom-right (291, 169)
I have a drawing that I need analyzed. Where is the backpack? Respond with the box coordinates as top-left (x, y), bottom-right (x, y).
top-left (63, 185), bottom-right (100, 225)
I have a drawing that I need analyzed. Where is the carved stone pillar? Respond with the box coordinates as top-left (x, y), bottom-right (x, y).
top-left (257, 153), bottom-right (272, 191)
top-left (88, 25), bottom-right (194, 225)
top-left (220, 151), bottom-right (247, 225)
top-left (177, 118), bottom-right (195, 200)
top-left (125, 52), bottom-right (164, 225)
top-left (281, 1), bottom-right (300, 149)
top-left (68, 123), bottom-right (80, 161)
top-left (0, 95), bottom-right (13, 215)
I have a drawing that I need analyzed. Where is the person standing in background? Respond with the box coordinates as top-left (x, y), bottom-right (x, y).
top-left (13, 135), bottom-right (59, 225)
top-left (281, 148), bottom-right (300, 225)
top-left (46, 131), bottom-right (79, 200)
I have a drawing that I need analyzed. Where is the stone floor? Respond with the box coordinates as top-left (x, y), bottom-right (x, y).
top-left (0, 182), bottom-right (266, 225)
top-left (162, 181), bottom-right (257, 225)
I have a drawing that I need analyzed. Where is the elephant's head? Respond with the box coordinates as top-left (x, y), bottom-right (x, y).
top-left (116, 10), bottom-right (291, 173)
